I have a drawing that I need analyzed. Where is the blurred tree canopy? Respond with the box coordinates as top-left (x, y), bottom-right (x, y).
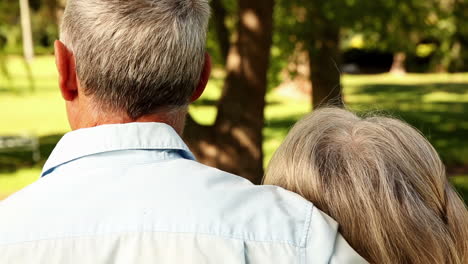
top-left (2, 0), bottom-right (466, 87)
top-left (272, 0), bottom-right (468, 107)
top-left (0, 0), bottom-right (62, 55)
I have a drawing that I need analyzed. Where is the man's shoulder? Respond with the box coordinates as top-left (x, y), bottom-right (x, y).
top-left (0, 158), bottom-right (313, 248)
top-left (166, 158), bottom-right (313, 220)
top-left (146, 158), bottom-right (314, 245)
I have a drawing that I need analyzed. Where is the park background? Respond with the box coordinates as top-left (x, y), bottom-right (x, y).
top-left (0, 0), bottom-right (467, 203)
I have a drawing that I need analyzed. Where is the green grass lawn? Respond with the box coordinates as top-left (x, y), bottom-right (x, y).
top-left (1, 56), bottom-right (468, 202)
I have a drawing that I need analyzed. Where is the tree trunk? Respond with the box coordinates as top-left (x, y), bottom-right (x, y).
top-left (185, 0), bottom-right (274, 184)
top-left (307, 20), bottom-right (343, 109)
top-left (19, 0), bottom-right (34, 62)
top-left (390, 52), bottom-right (407, 75)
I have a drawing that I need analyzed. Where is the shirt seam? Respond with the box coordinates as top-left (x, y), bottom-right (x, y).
top-left (52, 156), bottom-right (185, 173)
top-left (0, 229), bottom-right (304, 248)
top-left (300, 247), bottom-right (306, 264)
top-left (300, 205), bottom-right (314, 263)
top-left (300, 203), bottom-right (313, 248)
top-left (43, 147), bottom-right (193, 174)
top-left (57, 145), bottom-right (192, 158)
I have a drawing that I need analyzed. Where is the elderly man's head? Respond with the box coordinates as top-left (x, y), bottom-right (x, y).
top-left (55, 0), bottom-right (211, 131)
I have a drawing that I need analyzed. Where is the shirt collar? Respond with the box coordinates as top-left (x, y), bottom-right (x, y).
top-left (41, 122), bottom-right (195, 177)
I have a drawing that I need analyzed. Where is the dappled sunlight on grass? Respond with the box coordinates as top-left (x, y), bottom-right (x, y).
top-left (343, 75), bottom-right (468, 167)
top-left (343, 73), bottom-right (468, 86)
top-left (0, 91), bottom-right (69, 136)
top-left (0, 168), bottom-right (40, 198)
top-left (422, 91), bottom-right (468, 103)
top-left (189, 77), bottom-right (223, 126)
top-left (263, 92), bottom-right (310, 165)
top-left (1, 56), bottom-right (69, 136)
top-left (0, 56), bottom-right (58, 93)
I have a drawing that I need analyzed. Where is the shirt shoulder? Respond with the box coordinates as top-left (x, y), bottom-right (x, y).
top-left (0, 157), bottom-right (366, 263)
top-left (146, 158), bottom-right (315, 246)
top-left (0, 158), bottom-right (310, 247)
top-left (175, 160), bottom-right (367, 263)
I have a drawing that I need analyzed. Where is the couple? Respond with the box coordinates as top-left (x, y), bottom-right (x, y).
top-left (0, 0), bottom-right (466, 263)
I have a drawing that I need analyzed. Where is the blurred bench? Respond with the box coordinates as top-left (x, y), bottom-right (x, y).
top-left (0, 136), bottom-right (40, 162)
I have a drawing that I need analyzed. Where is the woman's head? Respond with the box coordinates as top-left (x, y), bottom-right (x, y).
top-left (264, 108), bottom-right (468, 264)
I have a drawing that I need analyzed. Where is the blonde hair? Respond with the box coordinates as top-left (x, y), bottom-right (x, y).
top-left (264, 108), bottom-right (468, 263)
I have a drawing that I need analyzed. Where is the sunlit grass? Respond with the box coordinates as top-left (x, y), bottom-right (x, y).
top-left (264, 92), bottom-right (310, 164)
top-left (1, 56), bottom-right (69, 136)
top-left (1, 56), bottom-right (57, 93)
top-left (0, 168), bottom-right (40, 199)
top-left (189, 78), bottom-right (222, 125)
top-left (422, 91), bottom-right (468, 103)
top-left (0, 91), bottom-right (69, 136)
top-left (343, 73), bottom-right (468, 86)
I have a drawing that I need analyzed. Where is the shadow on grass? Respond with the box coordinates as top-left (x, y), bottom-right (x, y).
top-left (266, 102), bottom-right (468, 169)
top-left (0, 134), bottom-right (63, 174)
top-left (354, 83), bottom-right (468, 97)
top-left (348, 82), bottom-right (468, 168)
top-left (193, 98), bottom-right (282, 107)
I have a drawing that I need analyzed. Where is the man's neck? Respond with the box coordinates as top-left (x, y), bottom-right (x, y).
top-left (70, 111), bottom-right (187, 135)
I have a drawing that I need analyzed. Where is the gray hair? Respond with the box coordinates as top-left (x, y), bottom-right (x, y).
top-left (61, 0), bottom-right (210, 119)
top-left (264, 108), bottom-right (468, 264)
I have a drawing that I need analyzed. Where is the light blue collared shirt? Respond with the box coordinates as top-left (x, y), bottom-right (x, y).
top-left (0, 122), bottom-right (366, 263)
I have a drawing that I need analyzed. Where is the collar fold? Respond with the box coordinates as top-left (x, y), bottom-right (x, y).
top-left (41, 122), bottom-right (195, 177)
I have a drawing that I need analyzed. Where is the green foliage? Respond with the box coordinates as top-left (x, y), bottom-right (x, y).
top-left (1, 0), bottom-right (465, 71)
top-left (0, 168), bottom-right (41, 198)
top-left (430, 0), bottom-right (468, 71)
top-left (274, 0), bottom-right (436, 49)
top-left (206, 0), bottom-right (237, 67)
top-left (206, 22), bottom-right (223, 66)
top-left (0, 0), bottom-right (20, 53)
top-left (0, 0), bottom-right (58, 55)
top-left (271, 0), bottom-right (468, 73)
top-left (451, 176), bottom-right (468, 204)
top-left (0, 0), bottom-right (19, 24)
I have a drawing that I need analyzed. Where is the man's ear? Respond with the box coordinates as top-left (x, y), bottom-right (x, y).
top-left (190, 52), bottom-right (211, 102)
top-left (55, 40), bottom-right (78, 101)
